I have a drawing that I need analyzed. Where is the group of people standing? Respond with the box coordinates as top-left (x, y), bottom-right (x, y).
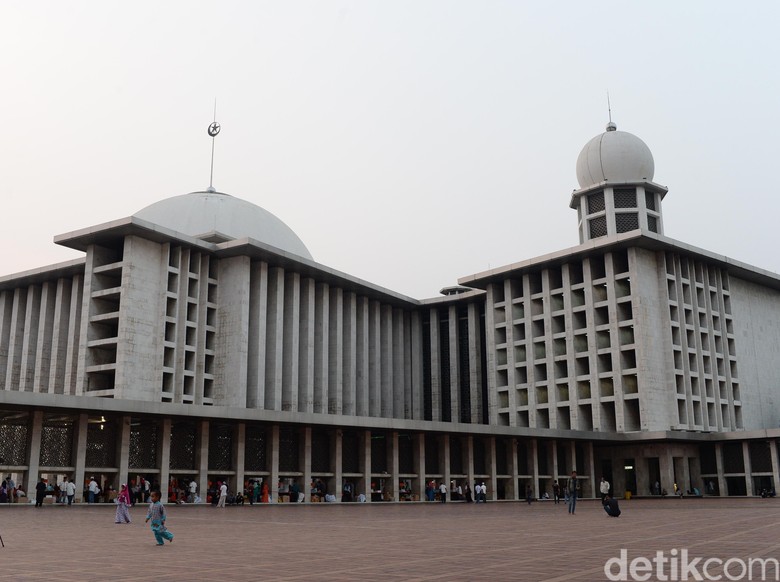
top-left (425, 480), bottom-right (488, 503)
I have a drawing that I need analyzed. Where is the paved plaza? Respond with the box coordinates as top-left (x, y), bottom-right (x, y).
top-left (1, 498), bottom-right (779, 581)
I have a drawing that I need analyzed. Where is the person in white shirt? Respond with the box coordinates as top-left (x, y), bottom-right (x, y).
top-left (58, 478), bottom-right (68, 504)
top-left (438, 482), bottom-right (447, 503)
top-left (65, 479), bottom-right (76, 505)
top-left (599, 477), bottom-right (611, 502)
top-left (188, 479), bottom-right (197, 503)
top-left (88, 477), bottom-right (99, 504)
top-left (216, 481), bottom-right (228, 508)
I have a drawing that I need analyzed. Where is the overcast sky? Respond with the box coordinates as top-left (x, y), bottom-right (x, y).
top-left (3, 1), bottom-right (779, 298)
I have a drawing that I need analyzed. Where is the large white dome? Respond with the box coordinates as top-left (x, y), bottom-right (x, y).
top-left (133, 191), bottom-right (313, 260)
top-left (575, 123), bottom-right (655, 189)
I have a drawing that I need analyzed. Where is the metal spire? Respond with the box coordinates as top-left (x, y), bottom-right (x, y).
top-left (207, 100), bottom-right (220, 192)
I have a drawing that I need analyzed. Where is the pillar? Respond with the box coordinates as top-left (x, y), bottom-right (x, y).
top-left (196, 420), bottom-right (209, 502)
top-left (234, 422), bottom-right (246, 498)
top-left (488, 436), bottom-right (498, 500)
top-left (73, 413), bottom-right (88, 502)
top-left (414, 433), bottom-right (426, 501)
top-left (586, 442), bottom-right (596, 499)
top-left (388, 431), bottom-right (399, 501)
top-left (117, 416), bottom-right (131, 490)
top-left (360, 429), bottom-right (372, 503)
top-left (466, 435), bottom-right (475, 495)
top-left (333, 429), bottom-right (343, 502)
top-left (441, 434), bottom-right (451, 501)
top-left (770, 440), bottom-right (780, 495)
top-left (159, 418), bottom-right (171, 502)
top-left (743, 441), bottom-right (753, 496)
top-left (715, 443), bottom-right (727, 496)
top-left (26, 410), bottom-right (44, 496)
top-left (270, 424), bottom-right (280, 501)
top-left (531, 438), bottom-right (539, 500)
top-left (303, 427), bottom-right (312, 503)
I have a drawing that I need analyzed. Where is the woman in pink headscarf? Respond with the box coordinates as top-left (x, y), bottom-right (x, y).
top-left (115, 483), bottom-right (132, 524)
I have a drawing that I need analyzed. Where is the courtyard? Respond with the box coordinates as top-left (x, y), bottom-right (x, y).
top-left (1, 498), bottom-right (778, 581)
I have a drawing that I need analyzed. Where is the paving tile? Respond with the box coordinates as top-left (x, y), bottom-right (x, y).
top-left (1, 498), bottom-right (779, 581)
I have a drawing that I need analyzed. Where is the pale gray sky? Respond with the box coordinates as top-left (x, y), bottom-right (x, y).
top-left (3, 1), bottom-right (779, 298)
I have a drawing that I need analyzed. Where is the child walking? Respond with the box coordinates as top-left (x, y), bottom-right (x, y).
top-left (145, 490), bottom-right (174, 545)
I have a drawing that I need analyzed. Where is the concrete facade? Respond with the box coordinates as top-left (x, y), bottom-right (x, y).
top-left (2, 124), bottom-right (780, 504)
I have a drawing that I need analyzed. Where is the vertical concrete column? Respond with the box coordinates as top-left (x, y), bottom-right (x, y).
top-left (356, 296), bottom-right (369, 417)
top-left (328, 288), bottom-right (344, 415)
top-left (659, 449), bottom-right (675, 495)
top-left (282, 272), bottom-right (300, 412)
top-left (509, 439), bottom-right (519, 500)
top-left (299, 278), bottom-right (315, 413)
top-left (488, 437), bottom-right (498, 500)
top-left (531, 438), bottom-right (539, 500)
top-left (343, 293), bottom-right (357, 416)
top-left (333, 429), bottom-right (344, 503)
top-left (360, 430), bottom-right (372, 503)
top-left (33, 281), bottom-right (55, 393)
top-left (393, 309), bottom-right (405, 419)
top-left (414, 433), bottom-right (426, 501)
top-left (483, 284), bottom-right (498, 425)
top-left (368, 301), bottom-right (381, 418)
top-left (270, 425), bottom-right (280, 501)
top-left (388, 431), bottom-right (399, 502)
top-left (159, 418), bottom-right (172, 502)
top-left (63, 274), bottom-right (83, 396)
top-left (742, 441), bottom-right (753, 496)
top-left (314, 283), bottom-right (329, 415)
top-left (19, 285), bottom-right (41, 393)
top-left (247, 261), bottom-right (268, 408)
top-left (429, 307), bottom-right (441, 422)
top-left (770, 440), bottom-right (780, 495)
top-left (196, 420), bottom-right (210, 502)
top-left (410, 311), bottom-right (424, 421)
top-left (448, 305), bottom-right (460, 423)
top-left (73, 413), bottom-right (88, 502)
top-left (303, 427), bottom-right (312, 504)
top-left (466, 435), bottom-right (475, 496)
top-left (715, 443), bottom-right (727, 496)
top-left (26, 410), bottom-right (44, 495)
top-left (551, 440), bottom-right (560, 489)
top-left (467, 303), bottom-right (482, 423)
top-left (586, 442), bottom-right (596, 499)
top-left (117, 416), bottom-right (131, 489)
top-left (380, 305), bottom-right (393, 418)
top-left (403, 312), bottom-right (413, 419)
top-left (234, 423), bottom-right (246, 498)
top-left (441, 434), bottom-right (451, 502)
top-left (265, 267), bottom-right (285, 411)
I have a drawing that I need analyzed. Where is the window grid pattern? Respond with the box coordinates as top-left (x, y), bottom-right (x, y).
top-left (589, 216), bottom-right (608, 238)
top-left (244, 425), bottom-right (267, 472)
top-left (169, 421), bottom-right (196, 470)
top-left (615, 213), bottom-right (639, 233)
top-left (614, 189), bottom-right (637, 208)
top-left (488, 250), bottom-right (639, 432)
top-left (0, 413), bottom-right (28, 465)
top-left (648, 215), bottom-right (658, 233)
top-left (129, 419), bottom-right (158, 469)
top-left (588, 192), bottom-right (605, 213)
top-left (665, 253), bottom-right (740, 432)
top-left (162, 246), bottom-right (218, 405)
top-left (40, 417), bottom-right (75, 467)
top-left (86, 418), bottom-right (116, 467)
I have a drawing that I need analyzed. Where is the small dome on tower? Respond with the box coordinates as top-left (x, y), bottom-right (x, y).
top-left (575, 122), bottom-right (655, 189)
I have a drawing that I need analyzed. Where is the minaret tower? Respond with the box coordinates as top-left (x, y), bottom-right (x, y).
top-left (570, 121), bottom-right (668, 243)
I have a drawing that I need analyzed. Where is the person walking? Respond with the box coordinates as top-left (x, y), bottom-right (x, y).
top-left (66, 478), bottom-right (76, 505)
top-left (525, 484), bottom-right (533, 505)
top-left (566, 471), bottom-right (579, 515)
top-left (216, 480), bottom-right (228, 508)
top-left (35, 477), bottom-right (47, 507)
top-left (188, 479), bottom-right (197, 503)
top-left (438, 482), bottom-right (447, 503)
top-left (599, 477), bottom-right (610, 503)
top-left (145, 490), bottom-right (174, 545)
top-left (87, 476), bottom-right (99, 504)
top-left (115, 483), bottom-right (132, 523)
top-left (553, 480), bottom-right (561, 504)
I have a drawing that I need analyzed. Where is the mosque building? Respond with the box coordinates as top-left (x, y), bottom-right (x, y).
top-left (1, 121), bottom-right (779, 502)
